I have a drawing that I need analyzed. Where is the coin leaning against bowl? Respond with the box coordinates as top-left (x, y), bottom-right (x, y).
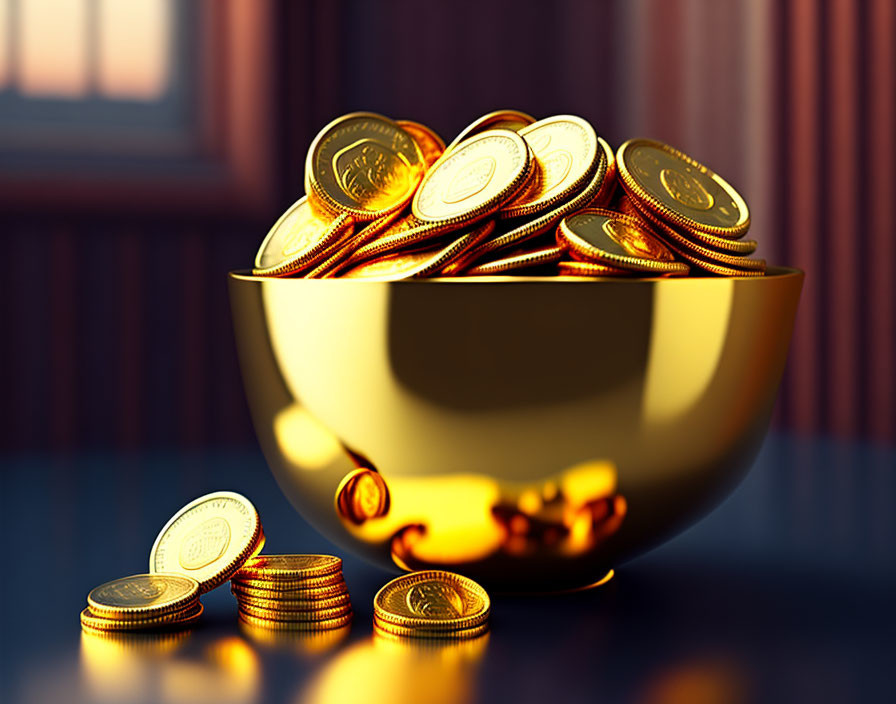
top-left (250, 110), bottom-right (764, 280)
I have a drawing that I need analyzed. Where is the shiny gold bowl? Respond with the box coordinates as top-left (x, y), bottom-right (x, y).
top-left (229, 268), bottom-right (802, 591)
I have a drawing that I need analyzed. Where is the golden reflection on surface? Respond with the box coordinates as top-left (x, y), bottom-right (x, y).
top-left (80, 631), bottom-right (260, 704)
top-left (337, 460), bottom-right (625, 569)
top-left (239, 620), bottom-right (351, 655)
top-left (274, 404), bottom-right (346, 470)
top-left (298, 632), bottom-right (488, 704)
top-left (637, 657), bottom-right (749, 704)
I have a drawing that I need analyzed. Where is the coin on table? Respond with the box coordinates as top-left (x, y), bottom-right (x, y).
top-left (373, 617), bottom-right (490, 640)
top-left (149, 491), bottom-right (263, 593)
top-left (397, 120), bottom-right (446, 168)
top-left (238, 610), bottom-right (353, 631)
top-left (87, 574), bottom-right (199, 620)
top-left (373, 570), bottom-right (490, 631)
top-left (253, 196), bottom-right (355, 276)
top-left (306, 112), bottom-right (426, 222)
top-left (558, 261), bottom-right (632, 277)
top-left (557, 208), bottom-right (689, 275)
top-left (235, 555), bottom-right (342, 581)
top-left (464, 245), bottom-right (564, 276)
top-left (616, 138), bottom-right (750, 237)
top-left (412, 129), bottom-right (532, 227)
top-left (499, 115), bottom-right (598, 219)
top-left (445, 109), bottom-right (536, 152)
top-left (80, 602), bottom-right (204, 632)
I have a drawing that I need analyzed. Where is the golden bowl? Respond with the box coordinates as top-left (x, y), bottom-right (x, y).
top-left (228, 268), bottom-right (802, 591)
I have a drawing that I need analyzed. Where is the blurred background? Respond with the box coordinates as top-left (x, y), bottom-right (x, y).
top-left (0, 0), bottom-right (893, 453)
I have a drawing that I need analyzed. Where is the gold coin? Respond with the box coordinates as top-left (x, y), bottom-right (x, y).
top-left (373, 570), bottom-right (490, 631)
top-left (80, 602), bottom-right (203, 632)
top-left (231, 578), bottom-right (347, 599)
top-left (397, 120), bottom-right (446, 168)
top-left (592, 136), bottom-right (617, 207)
top-left (87, 574), bottom-right (199, 620)
top-left (238, 610), bottom-right (353, 631)
top-left (341, 214), bottom-right (459, 267)
top-left (253, 196), bottom-right (353, 276)
top-left (235, 554), bottom-right (342, 581)
top-left (445, 109), bottom-right (536, 152)
top-left (661, 238), bottom-right (766, 277)
top-left (500, 115), bottom-right (598, 219)
top-left (149, 491), bottom-right (262, 593)
top-left (620, 193), bottom-right (759, 255)
top-left (305, 112), bottom-right (425, 222)
top-left (557, 261), bottom-right (631, 277)
top-left (616, 138), bottom-right (750, 237)
top-left (412, 129), bottom-right (531, 226)
top-left (373, 617), bottom-right (490, 640)
top-left (233, 591), bottom-right (352, 612)
top-left (464, 246), bottom-right (564, 276)
top-left (341, 222), bottom-right (494, 280)
top-left (558, 208), bottom-right (689, 275)
top-left (232, 572), bottom-right (345, 591)
top-left (465, 146), bottom-right (608, 262)
top-left (238, 602), bottom-right (352, 622)
top-left (306, 208), bottom-right (405, 278)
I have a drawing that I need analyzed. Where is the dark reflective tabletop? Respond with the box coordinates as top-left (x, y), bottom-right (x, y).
top-left (2, 432), bottom-right (894, 704)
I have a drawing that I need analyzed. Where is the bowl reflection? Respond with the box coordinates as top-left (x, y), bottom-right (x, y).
top-left (228, 269), bottom-right (802, 590)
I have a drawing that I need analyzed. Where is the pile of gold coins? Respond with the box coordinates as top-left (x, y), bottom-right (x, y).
top-left (82, 490), bottom-right (492, 642)
top-left (230, 555), bottom-right (353, 631)
top-left (251, 110), bottom-right (764, 280)
top-left (374, 571), bottom-right (491, 640)
top-left (79, 574), bottom-right (203, 634)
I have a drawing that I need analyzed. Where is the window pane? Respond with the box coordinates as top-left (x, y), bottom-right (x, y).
top-left (98, 0), bottom-right (171, 100)
top-left (17, 0), bottom-right (89, 97)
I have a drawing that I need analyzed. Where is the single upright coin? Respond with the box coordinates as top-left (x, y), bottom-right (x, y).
top-left (397, 120), bottom-right (446, 168)
top-left (500, 115), bottom-right (598, 219)
top-left (445, 109), bottom-right (536, 152)
top-left (253, 196), bottom-right (354, 276)
top-left (150, 491), bottom-right (263, 593)
top-left (412, 129), bottom-right (531, 226)
top-left (557, 208), bottom-right (689, 275)
top-left (616, 138), bottom-right (750, 237)
top-left (235, 555), bottom-right (342, 581)
top-left (87, 574), bottom-right (199, 620)
top-left (306, 112), bottom-right (426, 222)
top-left (373, 570), bottom-right (490, 631)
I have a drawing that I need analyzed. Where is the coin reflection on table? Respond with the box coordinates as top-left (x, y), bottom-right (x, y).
top-left (79, 632), bottom-right (260, 704)
top-left (297, 631), bottom-right (488, 704)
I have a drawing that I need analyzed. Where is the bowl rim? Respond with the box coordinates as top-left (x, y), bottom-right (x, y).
top-left (228, 266), bottom-right (803, 283)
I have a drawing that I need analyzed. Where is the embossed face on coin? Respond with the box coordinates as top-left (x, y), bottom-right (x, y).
top-left (307, 113), bottom-right (425, 221)
top-left (502, 115), bottom-right (598, 218)
top-left (150, 491), bottom-right (262, 592)
top-left (618, 139), bottom-right (749, 235)
top-left (88, 574), bottom-right (198, 612)
top-left (412, 129), bottom-right (530, 224)
top-left (406, 582), bottom-right (464, 618)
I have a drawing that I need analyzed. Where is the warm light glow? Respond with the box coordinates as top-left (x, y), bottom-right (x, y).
top-left (11, 0), bottom-right (170, 100)
top-left (0, 0), bottom-right (9, 87)
top-left (98, 0), bottom-right (170, 99)
top-left (274, 404), bottom-right (346, 470)
top-left (17, 0), bottom-right (89, 96)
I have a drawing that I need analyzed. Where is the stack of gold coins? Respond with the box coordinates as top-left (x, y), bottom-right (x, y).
top-left (231, 555), bottom-right (352, 630)
top-left (79, 574), bottom-right (202, 633)
top-left (251, 110), bottom-right (764, 279)
top-left (373, 570), bottom-right (490, 640)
